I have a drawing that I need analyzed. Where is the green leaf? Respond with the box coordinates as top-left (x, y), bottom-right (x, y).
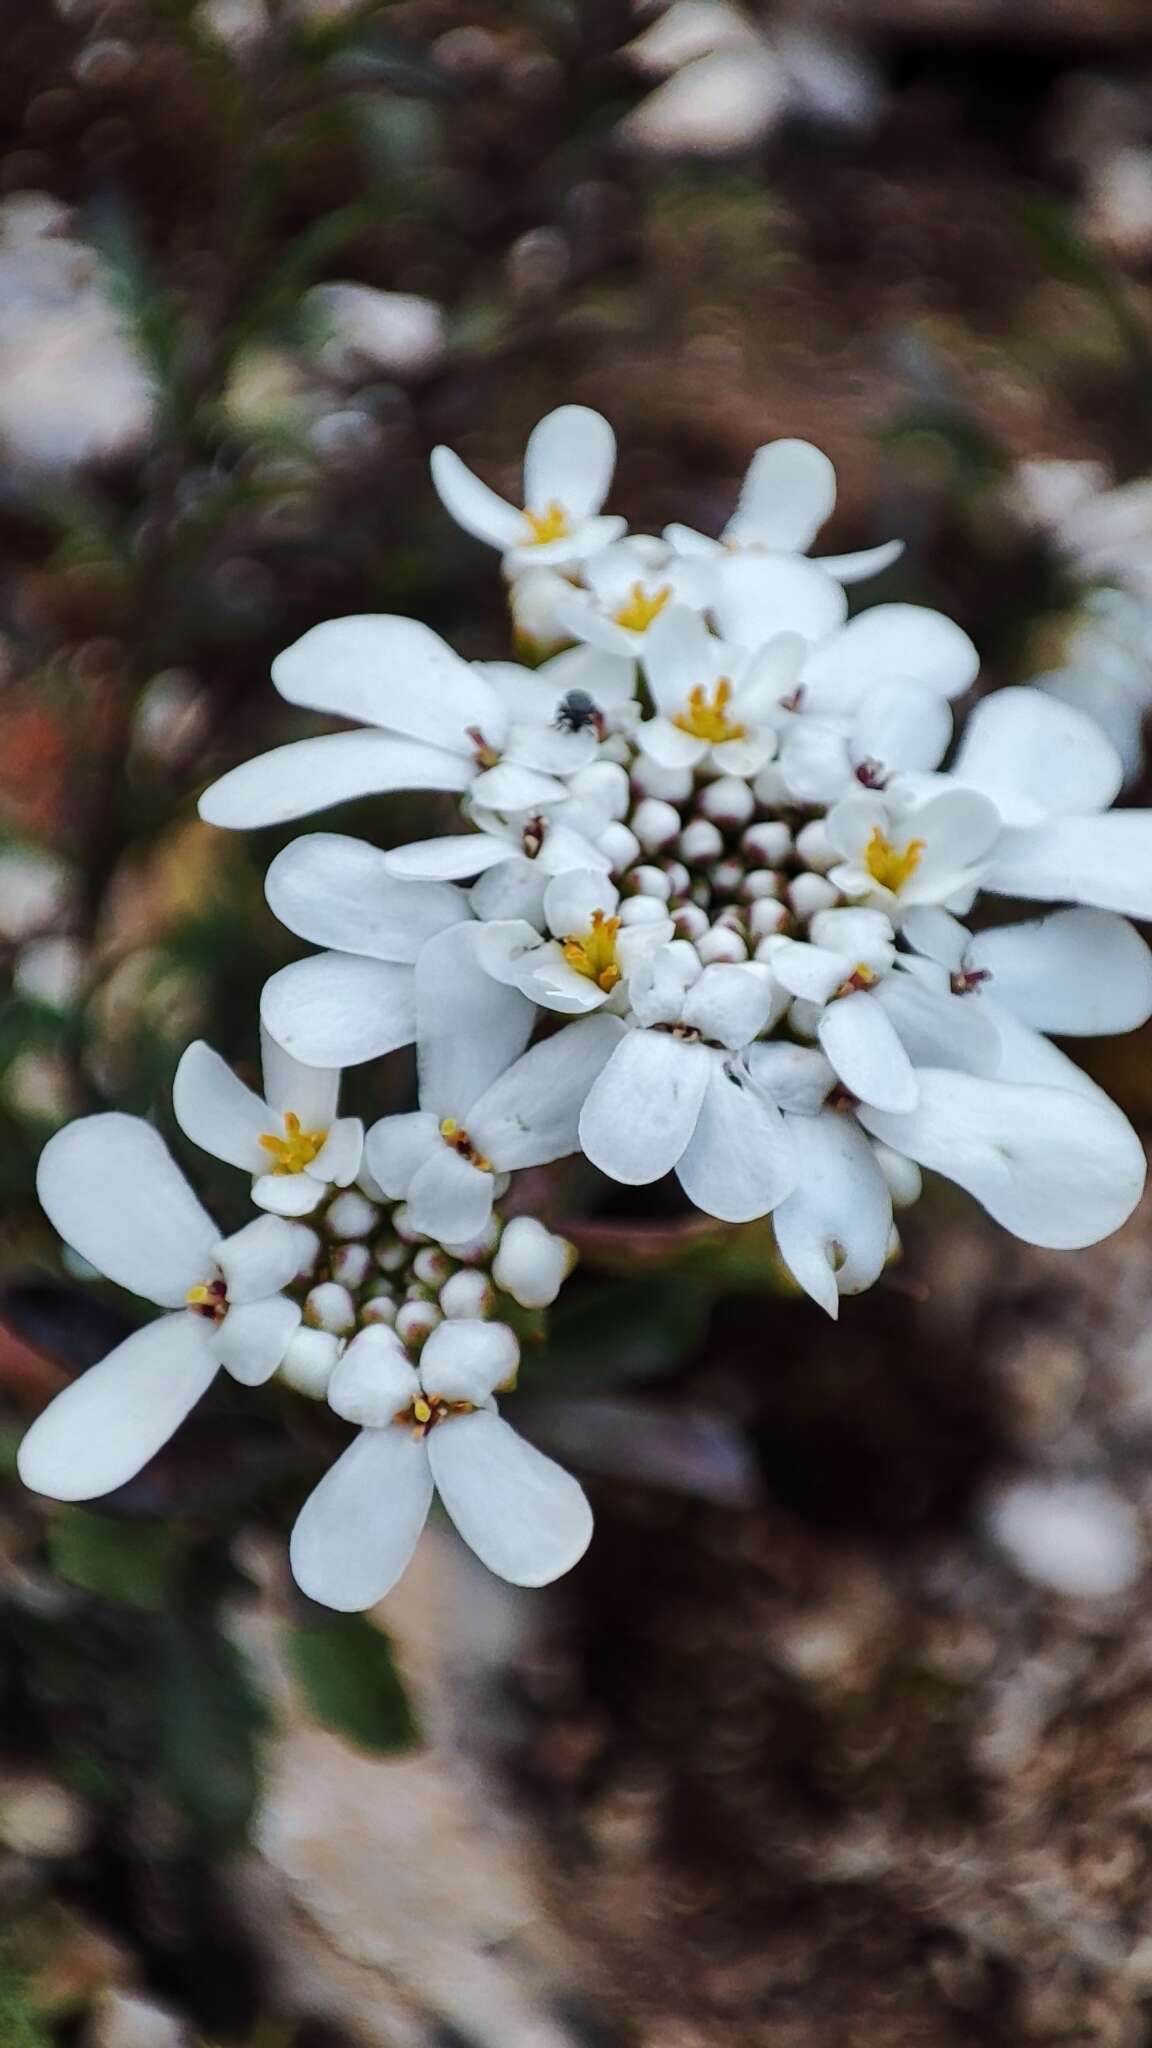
top-left (49, 1510), bottom-right (176, 1610)
top-left (289, 1613), bottom-right (420, 1754)
top-left (151, 1602), bottom-right (268, 1846)
top-left (0, 1953), bottom-right (50, 2048)
top-left (533, 1276), bottom-right (713, 1392)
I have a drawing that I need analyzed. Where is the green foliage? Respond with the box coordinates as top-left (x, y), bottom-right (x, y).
top-left (49, 1510), bottom-right (177, 1610)
top-left (289, 1612), bottom-right (420, 1754)
top-left (0, 1951), bottom-right (50, 2048)
top-left (536, 1276), bottom-right (713, 1391)
top-left (151, 1594), bottom-right (269, 1848)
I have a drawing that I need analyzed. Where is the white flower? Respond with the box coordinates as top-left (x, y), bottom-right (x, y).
top-left (173, 1030), bottom-right (363, 1217)
top-left (950, 686), bottom-right (1152, 923)
top-left (492, 1216), bottom-right (575, 1308)
top-left (667, 437), bottom-right (901, 584)
top-left (1037, 590), bottom-right (1152, 788)
top-left (290, 1319), bottom-right (592, 1609)
top-left (366, 923), bottom-right (623, 1242)
top-left (983, 1475), bottom-right (1144, 1598)
top-left (199, 616), bottom-right (597, 832)
top-left (257, 831), bottom-right (470, 1067)
top-left (18, 1115), bottom-right (304, 1500)
top-left (552, 539), bottom-right (711, 656)
top-left (474, 868), bottom-right (673, 1015)
top-left (638, 604), bottom-right (807, 776)
top-left (578, 948), bottom-right (796, 1222)
top-left (430, 405), bottom-right (625, 571)
top-left (767, 1103), bottom-right (894, 1318)
top-left (823, 786), bottom-right (1002, 920)
top-left (305, 282), bottom-right (445, 382)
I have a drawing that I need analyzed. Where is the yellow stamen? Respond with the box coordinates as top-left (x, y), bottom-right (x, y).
top-left (835, 962), bottom-right (879, 999)
top-left (672, 678), bottom-right (746, 746)
top-left (412, 1397), bottom-right (433, 1426)
top-left (185, 1276), bottom-right (227, 1321)
top-left (612, 581), bottom-right (671, 633)
top-left (439, 1117), bottom-right (491, 1174)
top-left (863, 826), bottom-right (925, 895)
top-left (562, 908), bottom-right (622, 993)
top-left (185, 1284), bottom-right (214, 1307)
top-left (522, 501), bottom-right (570, 546)
top-left (395, 1392), bottom-right (477, 1439)
top-left (259, 1108), bottom-right (328, 1177)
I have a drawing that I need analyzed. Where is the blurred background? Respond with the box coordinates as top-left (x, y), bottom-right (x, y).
top-left (5, 2), bottom-right (1152, 2044)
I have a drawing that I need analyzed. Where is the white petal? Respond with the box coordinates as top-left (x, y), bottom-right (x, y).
top-left (725, 438), bottom-right (836, 551)
top-left (776, 719), bottom-right (852, 806)
top-left (420, 1319), bottom-right (519, 1405)
top-left (261, 954), bottom-right (416, 1068)
top-left (416, 923), bottom-right (535, 1121)
top-left (874, 974), bottom-right (1000, 1077)
top-left (271, 615), bottom-right (500, 756)
top-left (817, 992), bottom-right (919, 1112)
top-left (252, 1172), bottom-right (325, 1217)
top-left (579, 1030), bottom-right (710, 1184)
top-left (365, 1111), bottom-right (442, 1196)
top-left (37, 1114), bottom-right (218, 1308)
top-left (981, 1001), bottom-right (1110, 1100)
top-left (470, 856), bottom-right (550, 926)
top-left (428, 1409), bottom-right (592, 1586)
top-left (681, 962), bottom-right (776, 1049)
top-left (17, 1312), bottom-right (219, 1500)
top-left (259, 1027), bottom-right (340, 1127)
top-left (744, 1041), bottom-right (836, 1114)
top-left (173, 1041), bottom-right (269, 1175)
top-left (802, 604), bottom-right (979, 711)
top-left (384, 832), bottom-right (514, 882)
top-left (773, 1112), bottom-right (893, 1316)
top-left (290, 1428), bottom-right (434, 1611)
top-left (215, 1295), bottom-right (301, 1385)
top-left (265, 833), bottom-right (468, 962)
top-left (676, 1060), bottom-right (798, 1221)
top-left (770, 940), bottom-right (849, 1006)
top-left (524, 405), bottom-right (615, 520)
top-left (968, 908), bottom-right (1152, 1035)
top-left (638, 716), bottom-right (709, 771)
top-left (714, 552), bottom-right (849, 652)
top-left (543, 867), bottom-right (619, 936)
top-left (214, 1213), bottom-right (300, 1302)
top-left (953, 686), bottom-right (1123, 825)
top-left (469, 1012), bottom-right (625, 1169)
top-left (469, 760), bottom-right (567, 811)
top-left (199, 731), bottom-right (472, 830)
top-left (985, 814), bottom-right (1152, 921)
top-left (309, 1116), bottom-right (363, 1187)
top-left (851, 680), bottom-right (952, 775)
top-left (900, 905), bottom-right (969, 972)
top-left (858, 1069), bottom-right (1146, 1249)
top-left (407, 1145), bottom-right (494, 1243)
top-left (327, 1326), bottom-right (418, 1425)
top-left (430, 444), bottom-right (524, 548)
top-left (642, 604), bottom-right (725, 717)
top-left (820, 538), bottom-right (905, 584)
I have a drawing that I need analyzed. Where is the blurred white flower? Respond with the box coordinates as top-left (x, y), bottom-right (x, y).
top-left (984, 1475), bottom-right (1144, 1598)
top-left (0, 845), bottom-right (73, 942)
top-left (1037, 589), bottom-right (1152, 788)
top-left (307, 282), bottom-right (446, 383)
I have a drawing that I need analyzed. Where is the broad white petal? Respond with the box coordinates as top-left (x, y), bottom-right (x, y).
top-left (384, 832), bottom-right (514, 882)
top-left (470, 857), bottom-right (550, 926)
top-left (310, 1116), bottom-right (364, 1186)
top-left (406, 1146), bottom-right (493, 1243)
top-left (18, 1312), bottom-right (219, 1501)
top-left (641, 604), bottom-right (725, 716)
top-left (420, 1319), bottom-right (519, 1405)
top-left (777, 720), bottom-right (852, 806)
top-left (638, 716), bottom-right (709, 771)
top-left (431, 445), bottom-right (525, 548)
top-left (725, 438), bottom-right (836, 551)
top-left (953, 686), bottom-right (1123, 824)
top-left (681, 962), bottom-right (776, 1049)
top-left (676, 1060), bottom-right (798, 1221)
top-left (714, 553), bottom-right (848, 650)
top-left (851, 679), bottom-right (952, 775)
top-left (199, 732), bottom-right (472, 830)
top-left (327, 1326), bottom-right (418, 1425)
top-left (859, 1069), bottom-right (1146, 1249)
top-left (259, 1026), bottom-right (340, 1127)
top-left (817, 992), bottom-right (918, 1112)
top-left (968, 908), bottom-right (1152, 1035)
top-left (265, 834), bottom-right (468, 961)
top-left (416, 923), bottom-right (535, 1121)
top-left (37, 1114), bottom-right (218, 1308)
top-left (173, 1041), bottom-right (269, 1175)
top-left (214, 1213), bottom-right (300, 1302)
top-left (470, 1012), bottom-right (625, 1169)
top-left (261, 954), bottom-right (416, 1068)
top-left (579, 1030), bottom-right (710, 1184)
top-left (215, 1295), bottom-right (300, 1386)
top-left (524, 404), bottom-right (615, 520)
top-left (985, 814), bottom-right (1152, 921)
top-left (365, 1110), bottom-right (441, 1196)
top-left (271, 616), bottom-right (501, 756)
top-left (773, 1112), bottom-right (893, 1316)
top-left (252, 1171), bottom-right (325, 1217)
top-left (428, 1409), bottom-right (592, 1586)
top-left (290, 1428), bottom-right (433, 1611)
top-left (874, 974), bottom-right (1000, 1077)
top-left (543, 867), bottom-right (619, 936)
top-left (469, 761), bottom-right (568, 811)
top-left (801, 604), bottom-right (979, 711)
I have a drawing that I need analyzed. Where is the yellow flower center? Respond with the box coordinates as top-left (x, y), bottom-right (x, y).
top-left (863, 826), bottom-right (925, 895)
top-left (562, 908), bottom-right (622, 993)
top-left (522, 501), bottom-right (570, 546)
top-left (186, 1276), bottom-right (228, 1322)
top-left (612, 581), bottom-right (671, 633)
top-left (835, 962), bottom-right (879, 999)
top-left (439, 1117), bottom-right (492, 1174)
top-left (396, 1392), bottom-right (477, 1439)
top-left (259, 1109), bottom-right (328, 1176)
top-left (672, 678), bottom-right (746, 745)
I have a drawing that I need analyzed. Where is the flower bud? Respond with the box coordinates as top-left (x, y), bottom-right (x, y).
top-left (749, 897), bottom-right (789, 939)
top-left (569, 758), bottom-right (630, 819)
top-left (742, 869), bottom-right (781, 902)
top-left (374, 1232), bottom-right (408, 1272)
top-left (327, 1189), bottom-right (380, 1239)
top-left (632, 757), bottom-right (693, 802)
top-left (631, 797), bottom-right (681, 851)
top-left (492, 1215), bottom-right (575, 1308)
top-left (440, 1267), bottom-right (496, 1319)
top-left (598, 821), bottom-right (641, 871)
top-left (395, 1298), bottom-right (442, 1349)
top-left (629, 863), bottom-right (673, 900)
top-left (662, 858), bottom-right (690, 896)
top-left (393, 1205), bottom-right (429, 1244)
top-left (619, 893), bottom-right (668, 926)
top-left (441, 1215), bottom-right (501, 1262)
top-left (413, 1245), bottom-right (453, 1288)
top-left (742, 821), bottom-right (792, 866)
top-left (280, 1327), bottom-right (343, 1398)
top-left (710, 858), bottom-right (745, 898)
top-left (290, 1224), bottom-right (322, 1279)
top-left (795, 818), bottom-right (835, 872)
top-left (673, 902), bottom-right (709, 941)
top-left (305, 1282), bottom-right (356, 1334)
top-left (696, 923), bottom-right (748, 965)
top-left (789, 873), bottom-right (839, 920)
top-left (361, 1291), bottom-right (398, 1326)
top-left (696, 775), bottom-right (755, 828)
top-left (679, 818), bottom-right (723, 867)
top-left (331, 1242), bottom-right (372, 1288)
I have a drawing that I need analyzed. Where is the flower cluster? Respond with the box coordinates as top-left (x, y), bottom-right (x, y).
top-left (20, 406), bottom-right (1152, 1606)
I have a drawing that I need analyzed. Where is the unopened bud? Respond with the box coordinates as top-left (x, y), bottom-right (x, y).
top-left (696, 924), bottom-right (748, 964)
top-left (395, 1298), bottom-right (442, 1349)
top-left (630, 797), bottom-right (681, 852)
top-left (280, 1326), bottom-right (342, 1398)
top-left (795, 818), bottom-right (835, 872)
top-left (598, 821), bottom-right (641, 871)
top-left (789, 873), bottom-right (839, 920)
top-left (305, 1282), bottom-right (356, 1334)
top-left (673, 902), bottom-right (709, 941)
top-left (632, 757), bottom-right (693, 802)
top-left (619, 893), bottom-right (668, 926)
top-left (742, 869), bottom-right (781, 902)
top-left (492, 1215), bottom-right (575, 1308)
top-left (393, 1205), bottom-right (429, 1244)
top-left (570, 757), bottom-right (630, 819)
top-left (327, 1189), bottom-right (380, 1239)
top-left (440, 1267), bottom-right (495, 1319)
top-left (361, 1291), bottom-right (398, 1326)
top-left (710, 858), bottom-right (745, 898)
top-left (749, 897), bottom-right (789, 939)
top-left (742, 821), bottom-right (792, 866)
top-left (629, 863), bottom-right (673, 900)
top-left (413, 1245), bottom-right (453, 1288)
top-left (696, 775), bottom-right (755, 828)
top-left (374, 1231), bottom-right (408, 1272)
top-left (331, 1242), bottom-right (372, 1288)
top-left (442, 1215), bottom-right (501, 1261)
top-left (679, 818), bottom-right (723, 866)
top-left (662, 858), bottom-right (690, 897)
